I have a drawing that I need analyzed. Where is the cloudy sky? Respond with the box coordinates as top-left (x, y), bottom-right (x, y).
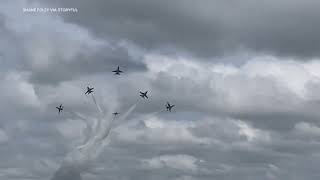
top-left (2, 0), bottom-right (320, 179)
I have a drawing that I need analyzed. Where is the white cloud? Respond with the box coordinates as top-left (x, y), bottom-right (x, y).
top-left (236, 120), bottom-right (270, 142)
top-left (294, 122), bottom-right (320, 137)
top-left (114, 117), bottom-right (210, 145)
top-left (141, 54), bottom-right (320, 120)
top-left (1, 71), bottom-right (41, 108)
top-left (142, 154), bottom-right (202, 172)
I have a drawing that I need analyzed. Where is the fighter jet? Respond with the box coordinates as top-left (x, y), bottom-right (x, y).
top-left (56, 104), bottom-right (63, 114)
top-left (140, 91), bottom-right (148, 99)
top-left (112, 66), bottom-right (123, 75)
top-left (113, 112), bottom-right (120, 116)
top-left (85, 86), bottom-right (94, 95)
top-left (166, 102), bottom-right (175, 112)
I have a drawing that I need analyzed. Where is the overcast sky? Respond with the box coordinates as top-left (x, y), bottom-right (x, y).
top-left (2, 0), bottom-right (320, 180)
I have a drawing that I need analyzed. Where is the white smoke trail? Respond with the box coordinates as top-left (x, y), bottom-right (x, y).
top-left (140, 109), bottom-right (164, 119)
top-left (116, 101), bottom-right (139, 126)
top-left (52, 95), bottom-right (140, 180)
top-left (78, 100), bottom-right (138, 151)
top-left (96, 102), bottom-right (139, 157)
top-left (64, 108), bottom-right (94, 145)
top-left (113, 106), bottom-right (163, 128)
top-left (102, 101), bottom-right (138, 140)
top-left (91, 94), bottom-right (104, 116)
top-left (83, 93), bottom-right (107, 139)
top-left (64, 109), bottom-right (89, 122)
top-left (82, 94), bottom-right (102, 137)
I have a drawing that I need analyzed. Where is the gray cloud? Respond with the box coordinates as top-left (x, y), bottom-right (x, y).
top-left (0, 2), bottom-right (146, 85)
top-left (2, 0), bottom-right (320, 180)
top-left (110, 56), bottom-right (320, 133)
top-left (36, 0), bottom-right (320, 59)
top-left (51, 167), bottom-right (82, 180)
